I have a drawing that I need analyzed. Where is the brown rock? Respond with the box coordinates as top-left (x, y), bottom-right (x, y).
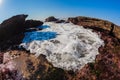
top-left (45, 16), bottom-right (68, 23)
top-left (1, 15), bottom-right (120, 80)
top-left (56, 20), bottom-right (66, 23)
top-left (0, 53), bottom-right (3, 64)
top-left (45, 16), bottom-right (58, 22)
top-left (0, 14), bottom-right (28, 42)
top-left (24, 20), bottom-right (43, 28)
top-left (68, 16), bottom-right (120, 39)
top-left (0, 50), bottom-right (68, 80)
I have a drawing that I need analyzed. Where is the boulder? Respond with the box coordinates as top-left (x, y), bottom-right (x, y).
top-left (0, 15), bottom-right (44, 43)
top-left (24, 20), bottom-right (43, 28)
top-left (45, 16), bottom-right (58, 22)
top-left (45, 16), bottom-right (68, 23)
top-left (0, 14), bottom-right (28, 42)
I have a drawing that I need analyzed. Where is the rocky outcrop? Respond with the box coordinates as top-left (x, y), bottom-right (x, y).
top-left (0, 33), bottom-right (25, 51)
top-left (24, 20), bottom-right (43, 28)
top-left (0, 50), bottom-right (67, 80)
top-left (67, 17), bottom-right (120, 80)
top-left (0, 14), bottom-right (28, 42)
top-left (68, 16), bottom-right (120, 39)
top-left (45, 16), bottom-right (58, 22)
top-left (45, 16), bottom-right (67, 23)
top-left (0, 15), bottom-right (43, 43)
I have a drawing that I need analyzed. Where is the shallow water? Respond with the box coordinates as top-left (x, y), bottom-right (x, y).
top-left (22, 31), bottom-right (57, 43)
top-left (37, 25), bottom-right (50, 29)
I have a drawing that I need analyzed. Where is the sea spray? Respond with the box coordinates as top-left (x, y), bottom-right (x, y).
top-left (20, 22), bottom-right (104, 71)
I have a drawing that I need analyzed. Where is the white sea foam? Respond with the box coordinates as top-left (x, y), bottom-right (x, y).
top-left (20, 22), bottom-right (104, 71)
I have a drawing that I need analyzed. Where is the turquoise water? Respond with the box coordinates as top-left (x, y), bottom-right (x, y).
top-left (37, 25), bottom-right (50, 29)
top-left (22, 31), bottom-right (57, 43)
top-left (22, 25), bottom-right (57, 43)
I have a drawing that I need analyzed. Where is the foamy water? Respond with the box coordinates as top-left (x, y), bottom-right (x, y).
top-left (20, 22), bottom-right (104, 71)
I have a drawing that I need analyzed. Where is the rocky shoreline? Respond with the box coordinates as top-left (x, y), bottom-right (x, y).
top-left (0, 14), bottom-right (120, 80)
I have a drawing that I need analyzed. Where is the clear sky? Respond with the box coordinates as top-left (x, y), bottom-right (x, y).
top-left (0, 0), bottom-right (120, 25)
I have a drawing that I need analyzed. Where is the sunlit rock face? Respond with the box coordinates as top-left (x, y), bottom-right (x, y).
top-left (20, 22), bottom-right (104, 71)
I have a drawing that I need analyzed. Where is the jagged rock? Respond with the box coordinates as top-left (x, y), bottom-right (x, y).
top-left (24, 20), bottom-right (43, 28)
top-left (45, 16), bottom-right (58, 22)
top-left (0, 14), bottom-right (28, 42)
top-left (68, 16), bottom-right (120, 39)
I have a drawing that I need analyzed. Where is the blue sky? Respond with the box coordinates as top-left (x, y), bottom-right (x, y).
top-left (0, 0), bottom-right (120, 25)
